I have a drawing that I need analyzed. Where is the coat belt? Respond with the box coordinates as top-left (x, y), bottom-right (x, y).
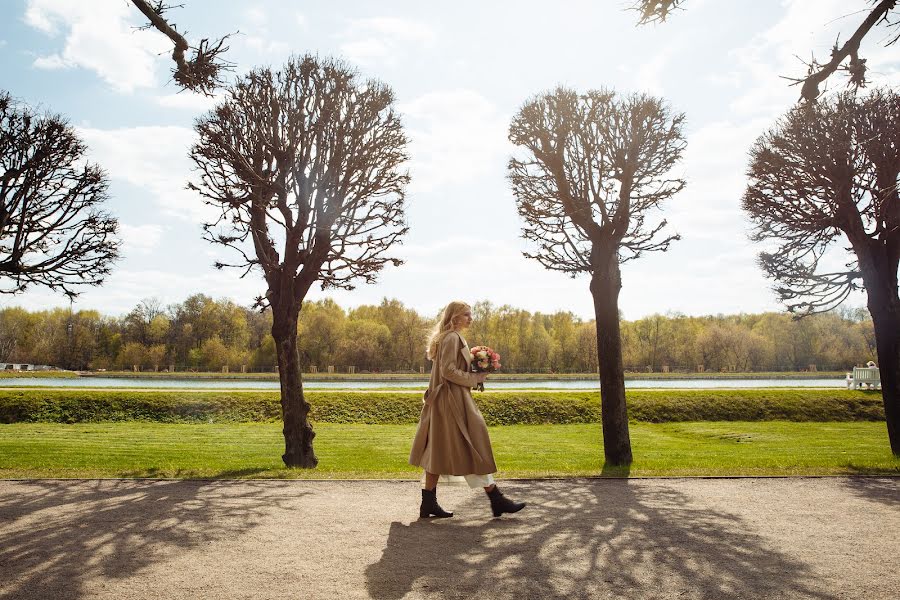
top-left (424, 382), bottom-right (444, 405)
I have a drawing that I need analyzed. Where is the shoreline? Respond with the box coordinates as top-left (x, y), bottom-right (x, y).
top-left (56, 370), bottom-right (849, 382)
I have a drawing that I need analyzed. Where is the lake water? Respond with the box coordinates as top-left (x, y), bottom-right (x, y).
top-left (0, 377), bottom-right (847, 389)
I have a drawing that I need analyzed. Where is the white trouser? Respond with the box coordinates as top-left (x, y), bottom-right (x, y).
top-left (423, 473), bottom-right (495, 488)
top-left (462, 473), bottom-right (495, 488)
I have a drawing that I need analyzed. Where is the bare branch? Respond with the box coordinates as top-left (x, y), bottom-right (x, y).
top-left (633, 0), bottom-right (686, 25)
top-left (791, 0), bottom-right (897, 102)
top-left (130, 0), bottom-right (235, 95)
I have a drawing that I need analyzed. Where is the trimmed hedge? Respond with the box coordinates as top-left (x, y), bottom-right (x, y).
top-left (0, 389), bottom-right (885, 425)
top-left (0, 371), bottom-right (77, 379)
top-left (0, 391), bottom-right (282, 424)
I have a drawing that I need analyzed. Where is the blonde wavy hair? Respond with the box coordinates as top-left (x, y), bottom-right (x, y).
top-left (426, 301), bottom-right (470, 360)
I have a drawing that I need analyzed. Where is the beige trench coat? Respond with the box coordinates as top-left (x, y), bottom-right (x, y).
top-left (408, 331), bottom-right (497, 476)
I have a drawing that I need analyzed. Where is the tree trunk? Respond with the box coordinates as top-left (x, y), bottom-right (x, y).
top-left (851, 226), bottom-right (900, 455)
top-left (867, 295), bottom-right (900, 455)
top-left (590, 255), bottom-right (633, 466)
top-left (272, 301), bottom-right (318, 468)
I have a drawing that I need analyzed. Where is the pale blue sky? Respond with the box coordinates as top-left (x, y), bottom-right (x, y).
top-left (1, 1), bottom-right (894, 319)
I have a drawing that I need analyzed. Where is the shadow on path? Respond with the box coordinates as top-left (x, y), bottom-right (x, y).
top-left (365, 480), bottom-right (835, 599)
top-left (842, 476), bottom-right (899, 508)
top-left (0, 480), bottom-right (300, 600)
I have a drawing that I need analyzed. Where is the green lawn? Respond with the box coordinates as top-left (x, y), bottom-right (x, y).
top-left (1, 421), bottom-right (896, 479)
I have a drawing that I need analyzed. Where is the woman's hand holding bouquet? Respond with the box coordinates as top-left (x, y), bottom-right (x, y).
top-left (469, 345), bottom-right (501, 392)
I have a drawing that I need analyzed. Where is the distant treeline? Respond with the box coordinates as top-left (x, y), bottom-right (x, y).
top-left (0, 295), bottom-right (877, 373)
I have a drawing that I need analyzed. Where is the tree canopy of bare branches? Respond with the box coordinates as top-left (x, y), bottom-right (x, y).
top-left (744, 90), bottom-right (899, 315)
top-left (0, 92), bottom-right (120, 299)
top-left (189, 55), bottom-right (409, 467)
top-left (744, 88), bottom-right (900, 454)
top-left (130, 0), bottom-right (233, 95)
top-left (508, 87), bottom-right (686, 465)
top-left (509, 88), bottom-right (685, 275)
top-left (633, 0), bottom-right (900, 102)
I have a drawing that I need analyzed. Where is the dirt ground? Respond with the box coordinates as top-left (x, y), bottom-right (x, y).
top-left (0, 477), bottom-right (897, 599)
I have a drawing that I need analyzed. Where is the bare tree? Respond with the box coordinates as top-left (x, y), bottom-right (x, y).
top-left (124, 297), bottom-right (165, 345)
top-left (744, 89), bottom-right (900, 455)
top-left (632, 0), bottom-right (900, 102)
top-left (130, 0), bottom-right (233, 95)
top-left (0, 92), bottom-right (120, 299)
top-left (508, 88), bottom-right (686, 465)
top-left (189, 56), bottom-right (409, 467)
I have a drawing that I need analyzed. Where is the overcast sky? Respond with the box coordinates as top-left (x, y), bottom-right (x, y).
top-left (2, 0), bottom-right (897, 319)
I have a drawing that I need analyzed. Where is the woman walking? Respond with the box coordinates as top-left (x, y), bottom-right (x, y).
top-left (409, 301), bottom-right (526, 518)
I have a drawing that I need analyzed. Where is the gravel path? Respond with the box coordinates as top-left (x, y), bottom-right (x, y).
top-left (1, 478), bottom-right (897, 599)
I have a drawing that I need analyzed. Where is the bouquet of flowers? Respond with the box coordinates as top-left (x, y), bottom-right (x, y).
top-left (469, 345), bottom-right (501, 392)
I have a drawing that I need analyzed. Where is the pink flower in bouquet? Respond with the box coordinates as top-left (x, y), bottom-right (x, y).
top-left (469, 345), bottom-right (501, 391)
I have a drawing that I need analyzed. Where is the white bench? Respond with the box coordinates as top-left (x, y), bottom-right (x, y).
top-left (847, 367), bottom-right (881, 390)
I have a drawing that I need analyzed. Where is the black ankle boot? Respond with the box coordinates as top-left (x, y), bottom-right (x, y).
top-left (420, 488), bottom-right (453, 518)
top-left (487, 485), bottom-right (526, 517)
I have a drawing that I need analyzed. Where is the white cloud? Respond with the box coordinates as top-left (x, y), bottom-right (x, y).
top-left (617, 246), bottom-right (779, 318)
top-left (325, 231), bottom-right (776, 320)
top-left (346, 17), bottom-right (436, 45)
top-left (155, 92), bottom-right (221, 112)
top-left (301, 234), bottom-right (597, 318)
top-left (706, 71), bottom-right (742, 89)
top-left (671, 117), bottom-right (771, 235)
top-left (56, 268), bottom-right (263, 316)
top-left (23, 2), bottom-right (56, 33)
top-left (341, 39), bottom-right (392, 65)
top-left (237, 5), bottom-right (294, 57)
top-left (77, 125), bottom-right (212, 222)
top-left (339, 17), bottom-right (436, 66)
top-left (119, 224), bottom-right (165, 256)
top-left (103, 268), bottom-right (263, 314)
top-left (245, 6), bottom-right (267, 27)
top-left (24, 0), bottom-right (170, 92)
top-left (32, 54), bottom-right (68, 70)
top-left (632, 51), bottom-right (670, 96)
top-left (399, 89), bottom-right (510, 194)
top-left (243, 36), bottom-right (291, 56)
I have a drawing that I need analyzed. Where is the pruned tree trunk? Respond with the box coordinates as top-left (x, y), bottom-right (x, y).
top-left (590, 254), bottom-right (633, 466)
top-left (852, 230), bottom-right (900, 455)
top-left (865, 279), bottom-right (900, 455)
top-left (272, 301), bottom-right (317, 468)
top-left (872, 308), bottom-right (900, 455)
